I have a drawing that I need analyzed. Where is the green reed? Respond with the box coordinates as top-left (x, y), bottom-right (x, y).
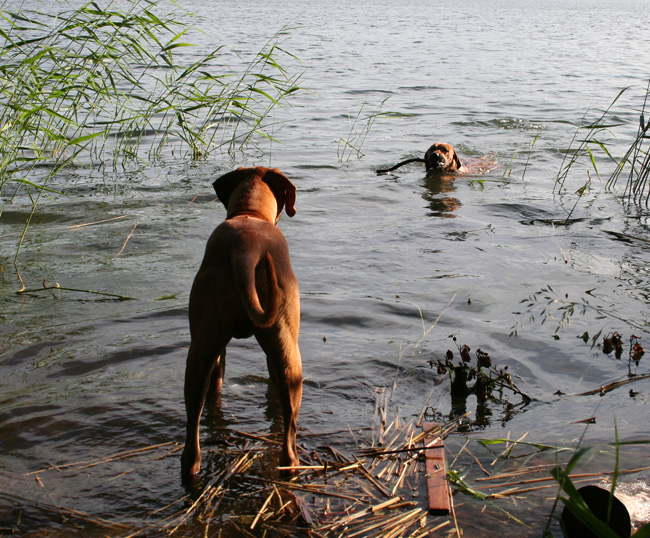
top-left (554, 88), bottom-right (627, 194)
top-left (555, 82), bottom-right (650, 207)
top-left (521, 131), bottom-right (541, 182)
top-left (337, 94), bottom-right (392, 162)
top-left (606, 80), bottom-right (650, 206)
top-left (0, 0), bottom-right (301, 267)
top-left (544, 431), bottom-right (650, 538)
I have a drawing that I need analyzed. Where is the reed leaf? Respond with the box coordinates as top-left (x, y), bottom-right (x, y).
top-left (607, 79), bottom-right (650, 205)
top-left (337, 94), bottom-right (392, 162)
top-left (0, 0), bottom-right (303, 270)
top-left (554, 87), bottom-right (628, 193)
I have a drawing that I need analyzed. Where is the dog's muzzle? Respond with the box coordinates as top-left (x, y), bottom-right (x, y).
top-left (428, 152), bottom-right (446, 169)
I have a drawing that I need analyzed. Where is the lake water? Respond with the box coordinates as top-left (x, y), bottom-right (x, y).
top-left (1, 0), bottom-right (649, 535)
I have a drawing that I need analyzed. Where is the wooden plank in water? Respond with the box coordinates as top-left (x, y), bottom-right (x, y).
top-left (421, 422), bottom-right (451, 515)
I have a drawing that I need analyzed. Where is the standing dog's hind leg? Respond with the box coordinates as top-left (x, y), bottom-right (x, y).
top-left (181, 337), bottom-right (229, 484)
top-left (256, 326), bottom-right (302, 473)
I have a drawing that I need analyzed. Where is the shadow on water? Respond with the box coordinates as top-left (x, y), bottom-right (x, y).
top-left (199, 383), bottom-right (289, 480)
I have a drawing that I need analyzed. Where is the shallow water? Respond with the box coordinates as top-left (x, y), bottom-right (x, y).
top-left (1, 0), bottom-right (649, 535)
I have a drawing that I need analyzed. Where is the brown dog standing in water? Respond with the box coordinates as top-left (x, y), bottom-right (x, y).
top-left (376, 142), bottom-right (466, 174)
top-left (181, 166), bottom-right (302, 484)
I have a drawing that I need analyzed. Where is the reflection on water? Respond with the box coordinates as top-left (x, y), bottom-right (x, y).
top-left (420, 153), bottom-right (498, 217)
top-left (1, 0), bottom-right (650, 535)
top-left (422, 175), bottom-right (461, 217)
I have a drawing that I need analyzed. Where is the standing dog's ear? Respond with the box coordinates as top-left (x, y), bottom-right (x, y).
top-left (264, 168), bottom-right (297, 217)
top-left (452, 151), bottom-right (463, 171)
top-left (212, 168), bottom-right (247, 210)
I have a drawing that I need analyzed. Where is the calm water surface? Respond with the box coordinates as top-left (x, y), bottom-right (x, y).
top-left (1, 0), bottom-right (649, 535)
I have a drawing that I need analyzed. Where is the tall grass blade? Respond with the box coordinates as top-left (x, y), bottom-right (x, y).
top-left (606, 79), bottom-right (650, 205)
top-left (554, 87), bottom-right (628, 193)
top-left (0, 0), bottom-right (302, 272)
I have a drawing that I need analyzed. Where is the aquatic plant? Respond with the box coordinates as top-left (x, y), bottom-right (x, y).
top-left (555, 81), bottom-right (650, 208)
top-left (606, 80), bottom-right (650, 206)
top-left (554, 88), bottom-right (627, 194)
top-left (521, 131), bottom-right (541, 182)
top-left (510, 285), bottom-right (645, 338)
top-left (544, 427), bottom-right (650, 538)
top-left (337, 94), bottom-right (392, 162)
top-left (0, 0), bottom-right (302, 274)
top-left (430, 339), bottom-right (531, 428)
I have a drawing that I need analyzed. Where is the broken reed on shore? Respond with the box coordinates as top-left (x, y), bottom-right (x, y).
top-left (4, 409), bottom-right (648, 537)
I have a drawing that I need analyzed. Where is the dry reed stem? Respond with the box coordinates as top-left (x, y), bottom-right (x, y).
top-left (256, 479), bottom-right (362, 502)
top-left (166, 445), bottom-right (261, 534)
top-left (277, 465), bottom-right (327, 471)
top-left (0, 216), bottom-right (130, 239)
top-left (575, 373), bottom-right (650, 396)
top-left (321, 497), bottom-right (404, 530)
top-left (491, 432), bottom-right (528, 465)
top-left (122, 502), bottom-right (195, 538)
top-left (474, 462), bottom-right (556, 482)
top-left (416, 387), bottom-right (437, 428)
top-left (16, 397), bottom-right (636, 537)
top-left (462, 446), bottom-right (491, 477)
top-left (345, 507), bottom-right (421, 537)
top-left (27, 441), bottom-right (177, 475)
top-left (367, 507), bottom-right (424, 538)
top-left (392, 461), bottom-right (411, 495)
top-left (354, 457), bottom-right (394, 498)
top-left (324, 445), bottom-right (352, 464)
top-left (448, 481), bottom-right (462, 538)
top-left (478, 464), bottom-right (650, 488)
top-left (250, 489), bottom-right (275, 530)
top-left (68, 216), bottom-right (129, 229)
top-left (411, 519), bottom-right (451, 537)
top-left (46, 504), bottom-right (134, 531)
top-left (475, 465), bottom-right (650, 499)
top-left (116, 220), bottom-right (139, 257)
top-left (235, 429), bottom-right (283, 446)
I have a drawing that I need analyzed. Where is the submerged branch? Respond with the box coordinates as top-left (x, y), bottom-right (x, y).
top-left (17, 281), bottom-right (137, 300)
top-left (575, 373), bottom-right (650, 397)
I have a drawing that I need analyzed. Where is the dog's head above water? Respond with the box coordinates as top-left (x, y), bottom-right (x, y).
top-left (423, 142), bottom-right (464, 172)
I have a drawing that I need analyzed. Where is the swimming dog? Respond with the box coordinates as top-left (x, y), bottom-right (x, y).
top-left (376, 142), bottom-right (466, 174)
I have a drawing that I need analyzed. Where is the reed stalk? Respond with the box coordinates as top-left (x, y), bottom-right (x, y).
top-left (554, 88), bottom-right (627, 193)
top-left (0, 0), bottom-right (302, 270)
top-left (555, 81), bottom-right (650, 210)
top-left (337, 94), bottom-right (392, 162)
top-left (606, 79), bottom-right (650, 206)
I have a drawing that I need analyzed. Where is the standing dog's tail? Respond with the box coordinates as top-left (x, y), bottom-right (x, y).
top-left (233, 251), bottom-right (281, 328)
